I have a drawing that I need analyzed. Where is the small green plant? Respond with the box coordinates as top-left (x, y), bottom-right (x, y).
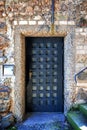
top-left (7, 126), bottom-right (17, 130)
top-left (69, 104), bottom-right (79, 111)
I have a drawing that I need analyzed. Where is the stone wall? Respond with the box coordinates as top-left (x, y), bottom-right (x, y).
top-left (0, 0), bottom-right (87, 121)
top-left (75, 28), bottom-right (87, 104)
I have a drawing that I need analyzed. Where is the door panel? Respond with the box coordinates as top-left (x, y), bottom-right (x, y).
top-left (25, 37), bottom-right (64, 112)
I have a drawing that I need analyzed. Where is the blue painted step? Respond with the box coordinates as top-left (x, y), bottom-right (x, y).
top-left (79, 104), bottom-right (87, 117)
top-left (67, 111), bottom-right (87, 130)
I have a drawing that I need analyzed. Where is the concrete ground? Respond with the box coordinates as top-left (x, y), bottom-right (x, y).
top-left (17, 113), bottom-right (73, 130)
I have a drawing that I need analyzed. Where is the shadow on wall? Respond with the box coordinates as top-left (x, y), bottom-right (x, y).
top-left (77, 88), bottom-right (87, 102)
top-left (78, 72), bottom-right (87, 80)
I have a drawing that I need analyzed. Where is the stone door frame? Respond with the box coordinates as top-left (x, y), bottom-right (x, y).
top-left (14, 25), bottom-right (75, 121)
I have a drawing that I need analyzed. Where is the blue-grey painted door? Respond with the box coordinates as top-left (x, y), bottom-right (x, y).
top-left (25, 37), bottom-right (64, 112)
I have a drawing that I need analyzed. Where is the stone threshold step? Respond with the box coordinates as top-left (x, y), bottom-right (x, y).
top-left (79, 104), bottom-right (87, 117)
top-left (67, 111), bottom-right (87, 130)
top-left (18, 113), bottom-right (65, 130)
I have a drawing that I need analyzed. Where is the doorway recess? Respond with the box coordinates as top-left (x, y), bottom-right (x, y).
top-left (25, 37), bottom-right (64, 113)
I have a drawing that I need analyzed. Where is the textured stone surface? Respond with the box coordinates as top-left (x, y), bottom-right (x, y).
top-left (0, 0), bottom-right (85, 26)
top-left (77, 88), bottom-right (87, 101)
top-left (0, 113), bottom-right (15, 129)
top-left (0, 86), bottom-right (11, 113)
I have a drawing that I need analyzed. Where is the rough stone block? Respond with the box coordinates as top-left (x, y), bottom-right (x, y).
top-left (75, 33), bottom-right (80, 36)
top-left (0, 56), bottom-right (7, 65)
top-left (84, 46), bottom-right (87, 49)
top-left (76, 54), bottom-right (87, 63)
top-left (76, 50), bottom-right (86, 54)
top-left (0, 1), bottom-right (4, 6)
top-left (13, 21), bottom-right (18, 25)
top-left (33, 15), bottom-right (42, 20)
top-left (75, 28), bottom-right (83, 33)
top-left (77, 83), bottom-right (87, 87)
top-left (77, 37), bottom-right (85, 43)
top-left (59, 21), bottom-right (67, 25)
top-left (38, 21), bottom-right (45, 25)
top-left (0, 22), bottom-right (6, 29)
top-left (76, 63), bottom-right (84, 70)
top-left (80, 32), bottom-right (86, 36)
top-left (1, 113), bottom-right (15, 129)
top-left (19, 21), bottom-right (28, 25)
top-left (67, 21), bottom-right (75, 25)
top-left (0, 50), bottom-right (3, 56)
top-left (29, 21), bottom-right (36, 25)
top-left (76, 46), bottom-right (84, 50)
top-left (0, 99), bottom-right (11, 112)
top-left (0, 86), bottom-right (11, 93)
top-left (0, 43), bottom-right (9, 50)
top-left (77, 88), bottom-right (87, 101)
top-left (0, 92), bottom-right (9, 99)
top-left (84, 28), bottom-right (87, 32)
top-left (0, 35), bottom-right (4, 43)
top-left (0, 86), bottom-right (11, 112)
top-left (54, 21), bottom-right (59, 25)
